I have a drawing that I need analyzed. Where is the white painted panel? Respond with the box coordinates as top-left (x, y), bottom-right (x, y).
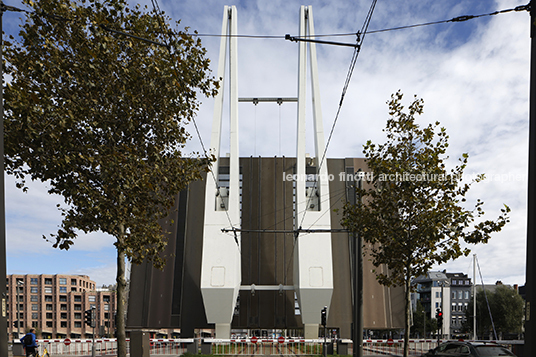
top-left (211, 266), bottom-right (226, 287)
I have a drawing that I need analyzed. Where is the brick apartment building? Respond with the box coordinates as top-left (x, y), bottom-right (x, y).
top-left (7, 274), bottom-right (117, 339)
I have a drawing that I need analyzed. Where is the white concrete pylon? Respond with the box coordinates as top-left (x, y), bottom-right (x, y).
top-left (294, 5), bottom-right (334, 339)
top-left (200, 5), bottom-right (241, 340)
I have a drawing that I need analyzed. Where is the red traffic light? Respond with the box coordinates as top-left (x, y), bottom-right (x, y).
top-left (438, 312), bottom-right (443, 317)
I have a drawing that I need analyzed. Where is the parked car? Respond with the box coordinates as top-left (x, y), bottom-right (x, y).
top-left (422, 341), bottom-right (516, 356)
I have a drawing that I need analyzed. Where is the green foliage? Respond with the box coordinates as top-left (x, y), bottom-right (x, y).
top-left (4, 1), bottom-right (218, 356)
top-left (4, 0), bottom-right (217, 267)
top-left (341, 91), bottom-right (510, 356)
top-left (464, 285), bottom-right (524, 339)
top-left (342, 91), bottom-right (509, 287)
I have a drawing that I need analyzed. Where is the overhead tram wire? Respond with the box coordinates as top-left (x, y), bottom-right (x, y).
top-left (190, 2), bottom-right (530, 40)
top-left (297, 0), bottom-right (378, 231)
top-left (4, 1), bottom-right (528, 242)
top-left (3, 0), bottom-right (243, 245)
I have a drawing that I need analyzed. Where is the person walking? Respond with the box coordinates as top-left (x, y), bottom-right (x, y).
top-left (20, 328), bottom-right (38, 357)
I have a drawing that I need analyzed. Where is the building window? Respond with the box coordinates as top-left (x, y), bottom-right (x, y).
top-left (458, 291), bottom-right (463, 299)
top-left (74, 304), bottom-right (82, 311)
top-left (46, 313), bottom-right (53, 319)
top-left (104, 304), bottom-right (109, 311)
top-left (452, 303), bottom-right (456, 312)
top-left (44, 287), bottom-right (52, 294)
top-left (44, 278), bottom-right (52, 285)
top-left (45, 296), bottom-right (52, 302)
top-left (104, 313), bottom-right (110, 319)
top-left (465, 280), bottom-right (470, 285)
top-left (60, 321), bottom-right (67, 328)
top-left (71, 287), bottom-right (77, 292)
top-left (32, 313), bottom-right (38, 319)
top-left (30, 296), bottom-right (38, 302)
top-left (435, 292), bottom-right (440, 298)
top-left (452, 291), bottom-right (456, 299)
top-left (32, 304), bottom-right (38, 311)
top-left (59, 296), bottom-right (67, 302)
top-left (46, 304), bottom-right (53, 311)
top-left (71, 278), bottom-right (77, 285)
top-left (30, 287), bottom-right (38, 293)
top-left (75, 321), bottom-right (82, 328)
top-left (464, 291), bottom-right (469, 299)
top-left (60, 304), bottom-right (67, 311)
top-left (46, 321), bottom-right (53, 328)
top-left (103, 296), bottom-right (110, 303)
top-left (88, 296), bottom-right (96, 302)
top-left (30, 278), bottom-right (38, 285)
top-left (74, 296), bottom-right (82, 302)
top-left (60, 312), bottom-right (67, 319)
top-left (74, 313), bottom-right (81, 319)
top-left (458, 303), bottom-right (463, 311)
top-left (59, 287), bottom-right (67, 293)
top-left (32, 321), bottom-right (38, 328)
top-left (59, 278), bottom-right (67, 285)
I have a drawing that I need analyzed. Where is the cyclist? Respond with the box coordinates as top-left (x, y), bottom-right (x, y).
top-left (20, 328), bottom-right (38, 357)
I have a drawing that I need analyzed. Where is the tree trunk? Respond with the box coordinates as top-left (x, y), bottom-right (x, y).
top-left (116, 229), bottom-right (127, 357)
top-left (403, 274), bottom-right (411, 357)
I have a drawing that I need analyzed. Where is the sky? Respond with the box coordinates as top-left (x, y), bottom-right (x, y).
top-left (3, 0), bottom-right (530, 288)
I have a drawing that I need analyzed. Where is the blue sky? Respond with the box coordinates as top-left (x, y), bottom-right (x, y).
top-left (4, 0), bottom-right (530, 287)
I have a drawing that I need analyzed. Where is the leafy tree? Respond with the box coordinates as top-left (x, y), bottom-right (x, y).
top-left (463, 285), bottom-right (524, 339)
top-left (4, 0), bottom-right (217, 355)
top-left (341, 91), bottom-right (510, 357)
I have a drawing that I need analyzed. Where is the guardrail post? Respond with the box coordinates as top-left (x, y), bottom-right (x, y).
top-left (201, 340), bottom-right (212, 355)
top-left (129, 330), bottom-right (150, 357)
top-left (337, 339), bottom-right (349, 355)
top-left (187, 338), bottom-right (199, 354)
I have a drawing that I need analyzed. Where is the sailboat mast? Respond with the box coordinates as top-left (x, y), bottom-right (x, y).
top-left (473, 254), bottom-right (477, 340)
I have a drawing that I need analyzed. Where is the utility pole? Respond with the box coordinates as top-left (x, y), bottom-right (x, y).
top-left (0, 2), bottom-right (8, 356)
top-left (351, 171), bottom-right (363, 357)
top-left (527, 1), bottom-right (536, 355)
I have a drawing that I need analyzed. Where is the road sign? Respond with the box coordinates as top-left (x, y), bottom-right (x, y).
top-left (64, 338), bottom-right (71, 346)
top-left (387, 338), bottom-right (394, 345)
top-left (251, 336), bottom-right (258, 343)
top-left (278, 336), bottom-right (285, 343)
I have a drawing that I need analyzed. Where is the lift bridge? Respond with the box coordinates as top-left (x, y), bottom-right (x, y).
top-left (127, 5), bottom-right (404, 340)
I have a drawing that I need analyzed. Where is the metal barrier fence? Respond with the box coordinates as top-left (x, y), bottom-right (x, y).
top-left (34, 338), bottom-right (190, 356)
top-left (30, 338), bottom-right (522, 356)
top-left (207, 338), bottom-right (326, 356)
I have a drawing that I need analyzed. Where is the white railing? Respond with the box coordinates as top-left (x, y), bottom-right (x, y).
top-left (32, 337), bottom-right (522, 356)
top-left (206, 338), bottom-right (326, 356)
top-left (35, 338), bottom-right (191, 356)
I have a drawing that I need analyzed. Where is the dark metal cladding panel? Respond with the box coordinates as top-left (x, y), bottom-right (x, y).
top-left (179, 177), bottom-right (212, 336)
top-left (126, 191), bottom-right (181, 329)
top-left (234, 157), bottom-right (299, 329)
top-left (352, 158), bottom-right (405, 330)
top-left (127, 175), bottom-right (210, 335)
top-left (326, 158), bottom-right (353, 338)
top-left (128, 157), bottom-right (404, 335)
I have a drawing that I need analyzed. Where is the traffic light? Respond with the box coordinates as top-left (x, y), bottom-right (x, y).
top-left (437, 309), bottom-right (443, 326)
top-left (84, 308), bottom-right (95, 328)
top-left (321, 306), bottom-right (327, 326)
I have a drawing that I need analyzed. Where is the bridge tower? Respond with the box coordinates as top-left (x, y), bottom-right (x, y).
top-left (200, 5), bottom-right (333, 339)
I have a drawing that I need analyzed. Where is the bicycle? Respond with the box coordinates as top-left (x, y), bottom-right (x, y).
top-left (28, 345), bottom-right (50, 357)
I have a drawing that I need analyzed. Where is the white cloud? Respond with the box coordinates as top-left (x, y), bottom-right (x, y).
top-left (4, 0), bottom-right (530, 287)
